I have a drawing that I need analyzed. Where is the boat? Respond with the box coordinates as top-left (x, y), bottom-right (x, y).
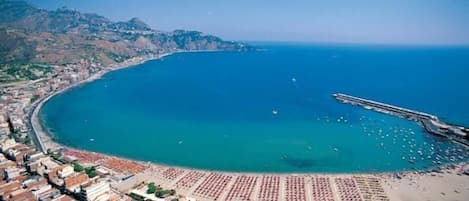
top-left (272, 110), bottom-right (278, 116)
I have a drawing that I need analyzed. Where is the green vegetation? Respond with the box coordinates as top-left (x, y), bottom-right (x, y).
top-left (128, 192), bottom-right (145, 201)
top-left (30, 96), bottom-right (38, 103)
top-left (72, 162), bottom-right (97, 178)
top-left (0, 0), bottom-right (251, 82)
top-left (154, 186), bottom-right (175, 198)
top-left (24, 135), bottom-right (31, 144)
top-left (106, 52), bottom-right (130, 63)
top-left (83, 43), bottom-right (96, 50)
top-left (0, 63), bottom-right (52, 82)
top-left (146, 182), bottom-right (156, 194)
top-left (48, 149), bottom-right (63, 160)
top-left (72, 161), bottom-right (84, 172)
top-left (145, 183), bottom-right (175, 197)
top-left (85, 166), bottom-right (97, 178)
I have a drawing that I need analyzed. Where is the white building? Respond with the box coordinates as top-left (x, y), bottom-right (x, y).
top-left (58, 165), bottom-right (74, 178)
top-left (79, 181), bottom-right (111, 201)
top-left (25, 152), bottom-right (45, 162)
top-left (0, 139), bottom-right (17, 152)
top-left (4, 167), bottom-right (26, 180)
top-left (32, 184), bottom-right (53, 198)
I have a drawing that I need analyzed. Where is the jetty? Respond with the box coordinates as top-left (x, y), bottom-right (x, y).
top-left (333, 93), bottom-right (469, 147)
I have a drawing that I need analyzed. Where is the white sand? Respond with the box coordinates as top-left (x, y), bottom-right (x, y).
top-left (383, 169), bottom-right (469, 201)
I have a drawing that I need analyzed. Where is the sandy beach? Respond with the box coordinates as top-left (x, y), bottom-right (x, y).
top-left (383, 165), bottom-right (469, 201)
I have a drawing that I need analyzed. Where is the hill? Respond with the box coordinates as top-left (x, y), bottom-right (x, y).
top-left (0, 0), bottom-right (252, 82)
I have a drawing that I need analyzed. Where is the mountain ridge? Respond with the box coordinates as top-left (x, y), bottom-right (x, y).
top-left (0, 0), bottom-right (252, 70)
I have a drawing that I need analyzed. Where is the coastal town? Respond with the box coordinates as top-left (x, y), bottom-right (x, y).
top-left (0, 55), bottom-right (150, 201)
top-left (0, 52), bottom-right (468, 201)
top-left (1, 1), bottom-right (469, 201)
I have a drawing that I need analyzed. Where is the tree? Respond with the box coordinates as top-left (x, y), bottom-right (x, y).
top-left (24, 135), bottom-right (31, 144)
top-left (72, 162), bottom-right (84, 172)
top-left (155, 191), bottom-right (163, 198)
top-left (146, 182), bottom-right (156, 194)
top-left (85, 167), bottom-right (97, 178)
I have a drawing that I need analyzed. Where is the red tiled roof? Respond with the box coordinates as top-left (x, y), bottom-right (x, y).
top-left (0, 182), bottom-right (21, 197)
top-left (64, 173), bottom-right (89, 189)
top-left (10, 190), bottom-right (35, 201)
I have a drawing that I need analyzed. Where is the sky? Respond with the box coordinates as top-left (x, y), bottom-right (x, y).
top-left (27, 0), bottom-right (469, 45)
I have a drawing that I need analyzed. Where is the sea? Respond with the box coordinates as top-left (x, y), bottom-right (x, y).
top-left (40, 43), bottom-right (469, 173)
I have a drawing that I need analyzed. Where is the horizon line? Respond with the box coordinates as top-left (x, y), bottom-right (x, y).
top-left (237, 40), bottom-right (469, 48)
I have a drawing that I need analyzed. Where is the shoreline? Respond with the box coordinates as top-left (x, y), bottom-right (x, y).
top-left (29, 49), bottom-right (229, 154)
top-left (26, 50), bottom-right (469, 200)
top-left (29, 51), bottom-right (177, 151)
top-left (28, 50), bottom-right (467, 175)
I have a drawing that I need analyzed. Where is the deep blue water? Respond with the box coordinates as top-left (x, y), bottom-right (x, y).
top-left (40, 43), bottom-right (469, 173)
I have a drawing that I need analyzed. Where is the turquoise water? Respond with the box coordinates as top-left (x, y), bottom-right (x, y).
top-left (40, 43), bottom-right (469, 173)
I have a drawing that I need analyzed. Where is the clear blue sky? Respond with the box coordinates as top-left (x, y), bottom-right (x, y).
top-left (27, 0), bottom-right (469, 45)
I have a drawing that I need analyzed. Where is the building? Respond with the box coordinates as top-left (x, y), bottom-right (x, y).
top-left (64, 173), bottom-right (89, 193)
top-left (6, 145), bottom-right (36, 164)
top-left (8, 188), bottom-right (35, 201)
top-left (27, 156), bottom-right (60, 176)
top-left (0, 139), bottom-right (17, 152)
top-left (47, 165), bottom-right (70, 187)
top-left (0, 181), bottom-right (21, 200)
top-left (79, 181), bottom-right (111, 201)
top-left (4, 167), bottom-right (26, 180)
top-left (52, 194), bottom-right (76, 201)
top-left (24, 152), bottom-right (45, 162)
top-left (36, 188), bottom-right (62, 201)
top-left (58, 165), bottom-right (74, 178)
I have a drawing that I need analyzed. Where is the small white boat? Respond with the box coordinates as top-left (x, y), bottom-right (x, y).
top-left (89, 138), bottom-right (95, 142)
top-left (291, 77), bottom-right (297, 83)
top-left (272, 110), bottom-right (278, 116)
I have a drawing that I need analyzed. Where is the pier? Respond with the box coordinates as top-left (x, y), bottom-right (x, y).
top-left (333, 93), bottom-right (469, 147)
